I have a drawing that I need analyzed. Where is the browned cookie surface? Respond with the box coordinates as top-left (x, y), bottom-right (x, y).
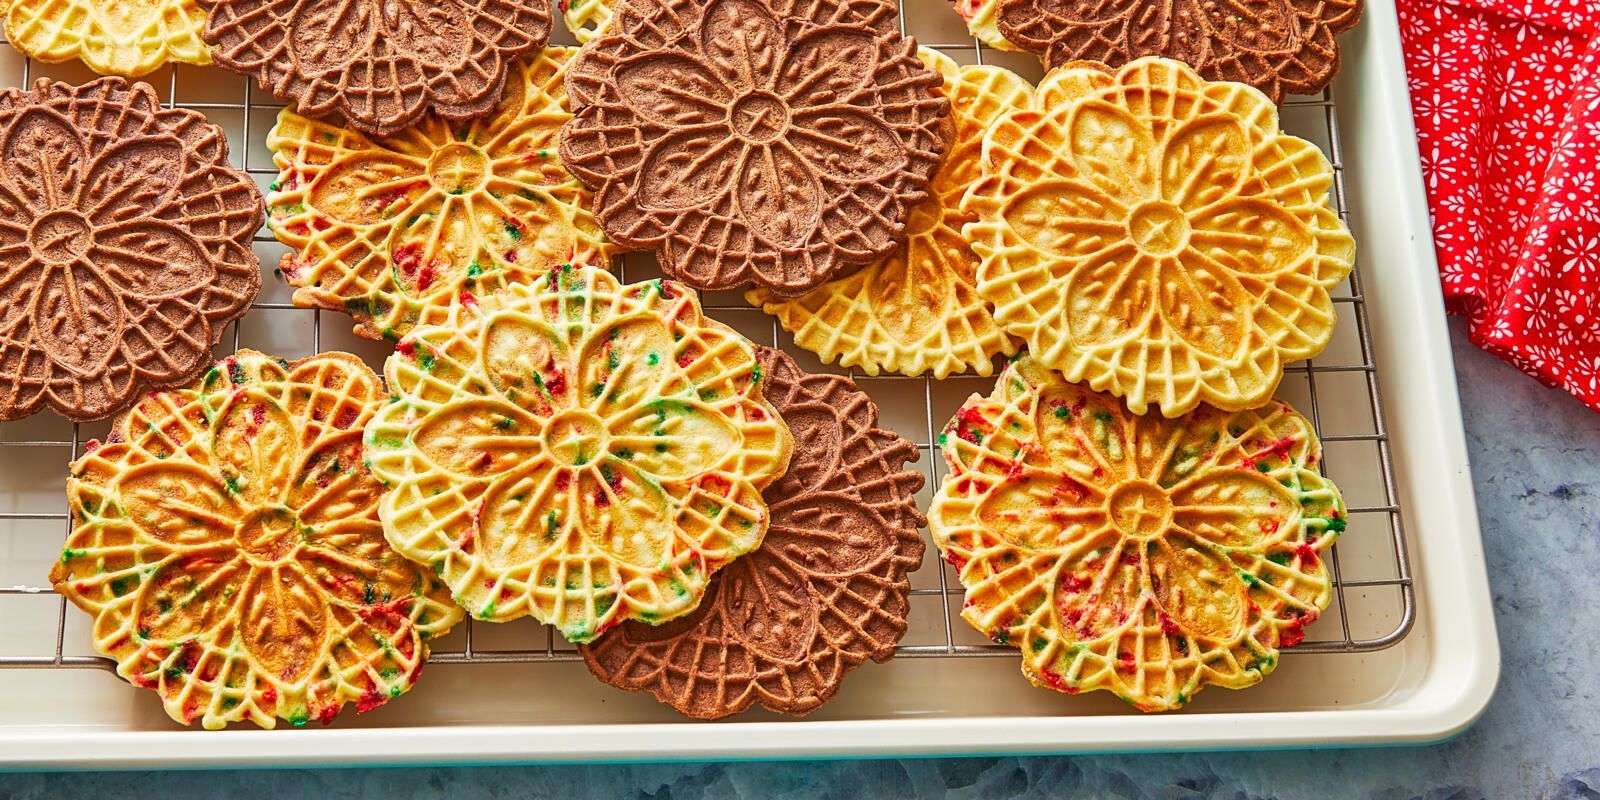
top-left (559, 0), bottom-right (949, 295)
top-left (202, 0), bottom-right (551, 136)
top-left (0, 77), bottom-right (262, 422)
top-left (580, 347), bottom-right (926, 719)
top-left (994, 0), bottom-right (1362, 101)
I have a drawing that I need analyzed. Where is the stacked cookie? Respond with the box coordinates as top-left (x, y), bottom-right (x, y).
top-left (14, 0), bottom-right (1364, 725)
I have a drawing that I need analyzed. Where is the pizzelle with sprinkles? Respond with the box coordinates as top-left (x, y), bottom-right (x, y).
top-left (963, 58), bottom-right (1354, 417)
top-left (365, 266), bottom-right (793, 643)
top-left (50, 350), bottom-right (463, 730)
top-left (266, 47), bottom-right (612, 342)
top-left (747, 49), bottom-right (1027, 379)
top-left (929, 355), bottom-right (1344, 712)
top-left (580, 347), bottom-right (925, 719)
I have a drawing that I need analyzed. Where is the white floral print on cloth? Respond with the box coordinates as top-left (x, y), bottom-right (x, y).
top-left (266, 47), bottom-right (612, 342)
top-left (365, 266), bottom-right (793, 643)
top-left (963, 57), bottom-right (1354, 417)
top-left (1399, 0), bottom-right (1600, 409)
top-left (51, 351), bottom-right (463, 730)
top-left (929, 355), bottom-right (1345, 711)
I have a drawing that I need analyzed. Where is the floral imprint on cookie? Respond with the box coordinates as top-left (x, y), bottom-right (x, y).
top-left (365, 266), bottom-right (793, 643)
top-left (203, 0), bottom-right (551, 136)
top-left (267, 47), bottom-right (612, 342)
top-left (929, 355), bottom-right (1344, 711)
top-left (52, 351), bottom-right (463, 729)
top-left (559, 0), bottom-right (949, 295)
top-left (0, 77), bottom-right (261, 422)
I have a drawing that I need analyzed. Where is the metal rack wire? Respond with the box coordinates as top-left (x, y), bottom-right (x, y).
top-left (0, 17), bottom-right (1414, 676)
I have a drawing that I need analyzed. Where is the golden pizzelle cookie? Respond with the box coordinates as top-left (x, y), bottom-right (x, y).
top-left (580, 347), bottom-right (925, 719)
top-left (929, 355), bottom-right (1344, 711)
top-left (50, 350), bottom-right (463, 730)
top-left (365, 266), bottom-right (793, 643)
top-left (948, 0), bottom-right (1019, 52)
top-left (747, 50), bottom-right (1026, 379)
top-left (267, 47), bottom-right (612, 342)
top-left (3, 0), bottom-right (211, 77)
top-left (963, 58), bottom-right (1355, 417)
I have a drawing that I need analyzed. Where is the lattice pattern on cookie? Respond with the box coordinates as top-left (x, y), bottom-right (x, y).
top-left (0, 77), bottom-right (262, 422)
top-left (929, 355), bottom-right (1343, 711)
top-left (580, 347), bottom-right (925, 718)
top-left (963, 58), bottom-right (1354, 417)
top-left (50, 351), bottom-right (463, 729)
top-left (203, 0), bottom-right (551, 136)
top-left (995, 0), bottom-right (1362, 101)
top-left (3, 0), bottom-right (211, 76)
top-left (748, 50), bottom-right (1026, 378)
top-left (560, 0), bottom-right (614, 44)
top-left (267, 47), bottom-right (612, 342)
top-left (558, 0), bottom-right (949, 295)
top-left (366, 266), bottom-right (793, 643)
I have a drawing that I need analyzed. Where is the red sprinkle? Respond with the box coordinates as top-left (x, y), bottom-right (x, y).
top-left (356, 684), bottom-right (386, 714)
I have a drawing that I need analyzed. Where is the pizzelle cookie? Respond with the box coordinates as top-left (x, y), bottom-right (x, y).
top-left (559, 0), bottom-right (950, 295)
top-left (51, 350), bottom-right (463, 729)
top-left (0, 77), bottom-right (262, 422)
top-left (994, 0), bottom-right (1362, 101)
top-left (203, 0), bottom-right (551, 136)
top-left (963, 58), bottom-right (1354, 417)
top-left (267, 47), bottom-right (612, 342)
top-left (365, 266), bottom-right (793, 643)
top-left (748, 50), bottom-right (1026, 379)
top-left (929, 355), bottom-right (1344, 712)
top-left (580, 347), bottom-right (925, 719)
top-left (3, 0), bottom-right (211, 76)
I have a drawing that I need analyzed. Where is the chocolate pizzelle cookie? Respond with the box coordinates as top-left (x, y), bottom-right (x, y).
top-left (0, 78), bottom-right (262, 422)
top-left (747, 49), bottom-right (1028, 378)
top-left (559, 0), bottom-right (950, 295)
top-left (52, 351), bottom-right (463, 729)
top-left (202, 0), bottom-right (551, 136)
top-left (994, 0), bottom-right (1362, 101)
top-left (581, 347), bottom-right (925, 719)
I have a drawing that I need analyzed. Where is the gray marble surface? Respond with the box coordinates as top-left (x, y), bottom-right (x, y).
top-left (4, 321), bottom-right (1598, 799)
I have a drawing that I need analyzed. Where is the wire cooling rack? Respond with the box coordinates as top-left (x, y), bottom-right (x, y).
top-left (0, 13), bottom-right (1414, 679)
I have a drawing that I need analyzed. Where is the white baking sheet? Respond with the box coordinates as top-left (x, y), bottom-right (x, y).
top-left (0, 0), bottom-right (1499, 768)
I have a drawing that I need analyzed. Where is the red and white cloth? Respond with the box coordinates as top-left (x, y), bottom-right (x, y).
top-left (1398, 0), bottom-right (1600, 407)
